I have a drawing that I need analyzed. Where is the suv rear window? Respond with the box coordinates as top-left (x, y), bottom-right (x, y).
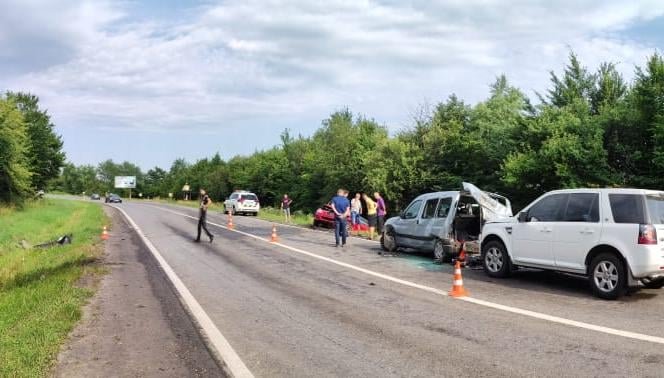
top-left (646, 194), bottom-right (664, 224)
top-left (609, 194), bottom-right (646, 224)
top-left (241, 194), bottom-right (258, 201)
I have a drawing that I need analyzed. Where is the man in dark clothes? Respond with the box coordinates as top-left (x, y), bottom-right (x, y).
top-left (195, 189), bottom-right (214, 243)
top-left (330, 188), bottom-right (350, 247)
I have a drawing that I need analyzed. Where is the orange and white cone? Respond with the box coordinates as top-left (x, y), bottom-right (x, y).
top-left (101, 226), bottom-right (109, 240)
top-left (448, 261), bottom-right (469, 298)
top-left (271, 224), bottom-right (278, 242)
top-left (458, 243), bottom-right (467, 267)
top-left (227, 213), bottom-right (234, 230)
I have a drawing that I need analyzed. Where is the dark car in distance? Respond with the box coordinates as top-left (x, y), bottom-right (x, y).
top-left (106, 194), bottom-right (122, 203)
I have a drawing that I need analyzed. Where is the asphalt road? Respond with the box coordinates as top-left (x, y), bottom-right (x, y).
top-left (113, 201), bottom-right (664, 377)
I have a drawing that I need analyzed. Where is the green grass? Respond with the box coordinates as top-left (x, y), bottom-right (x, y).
top-left (0, 199), bottom-right (106, 377)
top-left (256, 207), bottom-right (313, 227)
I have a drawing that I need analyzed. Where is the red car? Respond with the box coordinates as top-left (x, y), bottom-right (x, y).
top-left (313, 204), bottom-right (369, 231)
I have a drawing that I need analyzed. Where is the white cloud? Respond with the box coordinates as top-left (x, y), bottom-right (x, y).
top-left (1, 0), bottom-right (663, 136)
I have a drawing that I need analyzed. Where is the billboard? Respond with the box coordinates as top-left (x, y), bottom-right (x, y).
top-left (114, 176), bottom-right (136, 189)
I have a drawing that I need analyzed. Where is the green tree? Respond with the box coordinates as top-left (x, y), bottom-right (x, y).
top-left (545, 52), bottom-right (595, 108)
top-left (6, 92), bottom-right (65, 190)
top-left (0, 98), bottom-right (32, 203)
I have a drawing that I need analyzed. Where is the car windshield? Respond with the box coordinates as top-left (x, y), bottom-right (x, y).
top-left (241, 194), bottom-right (258, 201)
top-left (646, 194), bottom-right (664, 224)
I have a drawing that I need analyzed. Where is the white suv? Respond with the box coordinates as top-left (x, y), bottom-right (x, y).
top-left (224, 191), bottom-right (260, 216)
top-left (480, 188), bottom-right (664, 299)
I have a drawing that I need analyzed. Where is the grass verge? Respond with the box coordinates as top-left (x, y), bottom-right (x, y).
top-left (0, 199), bottom-right (106, 377)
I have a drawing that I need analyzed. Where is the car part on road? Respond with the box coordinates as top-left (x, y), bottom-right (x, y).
top-left (641, 277), bottom-right (664, 289)
top-left (482, 240), bottom-right (512, 278)
top-left (590, 253), bottom-right (626, 300)
top-left (34, 234), bottom-right (73, 249)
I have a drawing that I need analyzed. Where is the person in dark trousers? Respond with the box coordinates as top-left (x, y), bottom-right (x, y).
top-left (195, 189), bottom-right (214, 243)
top-left (330, 189), bottom-right (350, 247)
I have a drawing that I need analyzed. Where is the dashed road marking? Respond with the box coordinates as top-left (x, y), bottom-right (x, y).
top-left (147, 204), bottom-right (664, 346)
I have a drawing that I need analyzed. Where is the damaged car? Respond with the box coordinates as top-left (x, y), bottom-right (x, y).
top-left (380, 183), bottom-right (512, 262)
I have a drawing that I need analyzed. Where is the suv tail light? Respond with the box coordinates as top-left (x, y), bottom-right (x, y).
top-left (638, 224), bottom-right (657, 245)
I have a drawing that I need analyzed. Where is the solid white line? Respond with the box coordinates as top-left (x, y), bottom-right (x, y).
top-left (109, 205), bottom-right (254, 378)
top-left (149, 205), bottom-right (664, 346)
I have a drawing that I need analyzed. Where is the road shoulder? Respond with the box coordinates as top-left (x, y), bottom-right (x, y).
top-left (54, 206), bottom-right (223, 377)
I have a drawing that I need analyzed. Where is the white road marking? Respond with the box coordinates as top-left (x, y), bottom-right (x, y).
top-left (148, 204), bottom-right (664, 346)
top-left (110, 205), bottom-right (254, 378)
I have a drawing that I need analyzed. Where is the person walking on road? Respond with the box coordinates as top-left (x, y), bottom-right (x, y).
top-left (195, 189), bottom-right (214, 243)
top-left (350, 193), bottom-right (362, 234)
top-left (281, 194), bottom-right (293, 223)
top-left (375, 192), bottom-right (387, 235)
top-left (363, 193), bottom-right (377, 241)
top-left (330, 189), bottom-right (350, 247)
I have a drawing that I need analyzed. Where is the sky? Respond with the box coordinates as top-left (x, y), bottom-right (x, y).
top-left (1, 0), bottom-right (663, 170)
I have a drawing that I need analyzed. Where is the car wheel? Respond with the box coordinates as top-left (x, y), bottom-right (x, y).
top-left (482, 240), bottom-right (511, 278)
top-left (313, 220), bottom-right (320, 228)
top-left (231, 206), bottom-right (236, 215)
top-left (590, 253), bottom-right (626, 300)
top-left (381, 229), bottom-right (397, 252)
top-left (641, 277), bottom-right (664, 289)
top-left (433, 239), bottom-right (450, 263)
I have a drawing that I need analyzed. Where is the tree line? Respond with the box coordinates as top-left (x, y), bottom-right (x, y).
top-left (0, 93), bottom-right (65, 204)
top-left (41, 53), bottom-right (664, 212)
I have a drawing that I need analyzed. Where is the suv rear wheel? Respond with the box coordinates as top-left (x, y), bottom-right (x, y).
top-left (482, 240), bottom-right (511, 278)
top-left (589, 253), bottom-right (626, 300)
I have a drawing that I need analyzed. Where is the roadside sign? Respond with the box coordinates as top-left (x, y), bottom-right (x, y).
top-left (114, 176), bottom-right (136, 189)
top-left (168, 192), bottom-right (173, 198)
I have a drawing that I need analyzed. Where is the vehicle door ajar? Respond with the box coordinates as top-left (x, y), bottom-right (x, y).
top-left (552, 193), bottom-right (602, 272)
top-left (393, 199), bottom-right (424, 248)
top-left (511, 193), bottom-right (567, 267)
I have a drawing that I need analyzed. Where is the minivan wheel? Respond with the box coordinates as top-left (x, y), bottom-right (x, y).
top-left (590, 253), bottom-right (626, 300)
top-left (482, 240), bottom-right (511, 278)
top-left (381, 230), bottom-right (397, 252)
top-left (433, 239), bottom-right (450, 263)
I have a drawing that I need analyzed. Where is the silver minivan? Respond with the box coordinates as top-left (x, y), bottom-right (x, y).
top-left (380, 183), bottom-right (512, 262)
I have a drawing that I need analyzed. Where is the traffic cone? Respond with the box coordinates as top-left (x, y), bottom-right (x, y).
top-left (448, 261), bottom-right (469, 298)
top-left (270, 224), bottom-right (278, 242)
top-left (227, 213), bottom-right (234, 230)
top-left (458, 243), bottom-right (467, 267)
top-left (101, 226), bottom-right (109, 240)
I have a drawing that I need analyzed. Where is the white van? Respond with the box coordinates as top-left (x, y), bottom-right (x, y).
top-left (381, 183), bottom-right (512, 262)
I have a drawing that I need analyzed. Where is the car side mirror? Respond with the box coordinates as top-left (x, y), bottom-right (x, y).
top-left (517, 211), bottom-right (528, 223)
top-left (400, 211), bottom-right (405, 219)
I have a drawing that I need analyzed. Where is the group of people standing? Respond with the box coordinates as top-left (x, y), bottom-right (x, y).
top-left (331, 189), bottom-right (387, 247)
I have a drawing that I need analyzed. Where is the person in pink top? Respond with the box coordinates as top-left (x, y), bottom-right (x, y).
top-left (374, 192), bottom-right (387, 234)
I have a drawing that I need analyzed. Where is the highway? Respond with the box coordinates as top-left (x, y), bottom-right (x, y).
top-left (112, 201), bottom-right (664, 377)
